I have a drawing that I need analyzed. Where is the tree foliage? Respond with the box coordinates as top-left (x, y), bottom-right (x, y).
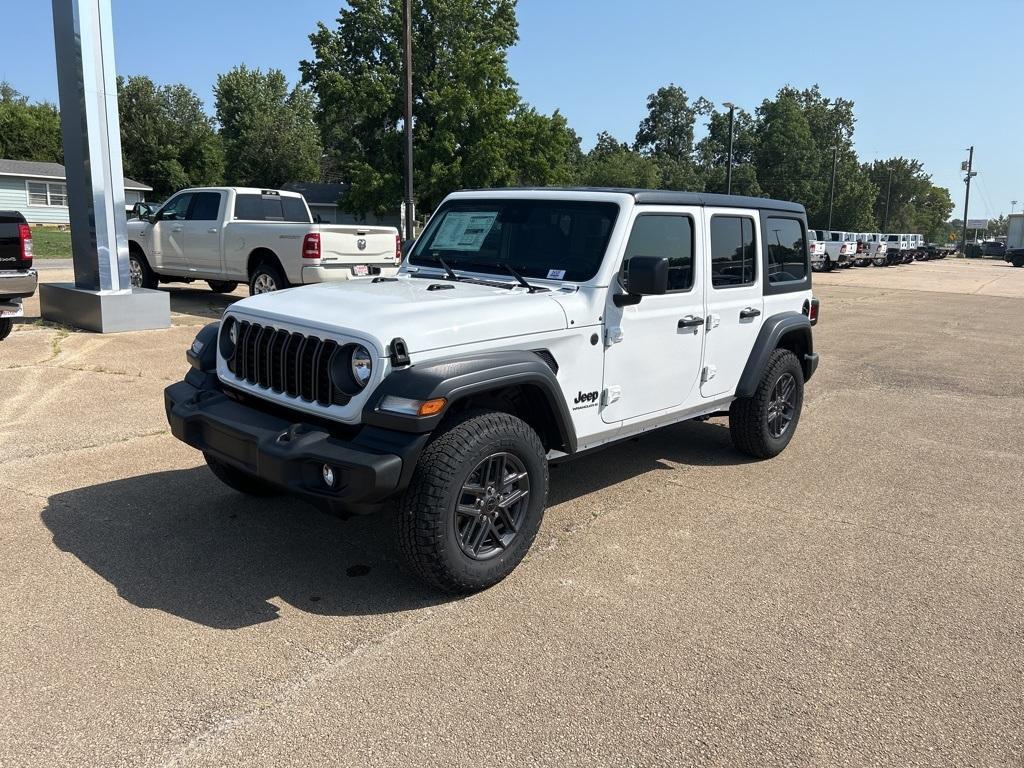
top-left (0, 82), bottom-right (62, 163)
top-left (117, 75), bottom-right (223, 199)
top-left (215, 66), bottom-right (322, 188)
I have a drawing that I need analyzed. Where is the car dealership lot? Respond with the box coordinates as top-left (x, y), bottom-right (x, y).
top-left (2, 259), bottom-right (1023, 767)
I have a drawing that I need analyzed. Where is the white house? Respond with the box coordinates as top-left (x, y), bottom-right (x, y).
top-left (0, 158), bottom-right (152, 225)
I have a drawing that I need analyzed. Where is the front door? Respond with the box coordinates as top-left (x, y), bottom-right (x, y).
top-left (151, 192), bottom-right (193, 270)
top-left (181, 191), bottom-right (224, 275)
top-left (701, 210), bottom-right (764, 398)
top-left (601, 208), bottom-right (706, 424)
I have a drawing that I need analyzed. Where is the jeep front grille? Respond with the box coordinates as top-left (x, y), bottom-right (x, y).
top-left (227, 321), bottom-right (346, 406)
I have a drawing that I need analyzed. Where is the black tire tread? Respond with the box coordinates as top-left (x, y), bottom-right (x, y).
top-left (729, 348), bottom-right (804, 460)
top-left (397, 409), bottom-right (547, 593)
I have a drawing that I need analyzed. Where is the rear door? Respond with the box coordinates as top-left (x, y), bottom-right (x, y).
top-left (601, 207), bottom-right (705, 423)
top-left (182, 191), bottom-right (224, 274)
top-left (701, 209), bottom-right (763, 398)
top-left (151, 192), bottom-right (193, 270)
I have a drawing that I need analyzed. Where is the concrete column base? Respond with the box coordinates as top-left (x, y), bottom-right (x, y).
top-left (40, 283), bottom-right (170, 333)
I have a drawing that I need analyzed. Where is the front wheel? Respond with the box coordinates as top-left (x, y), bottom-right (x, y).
top-left (128, 249), bottom-right (158, 290)
top-left (729, 348), bottom-right (805, 460)
top-left (397, 410), bottom-right (548, 593)
top-left (873, 257), bottom-right (887, 267)
top-left (0, 317), bottom-right (12, 342)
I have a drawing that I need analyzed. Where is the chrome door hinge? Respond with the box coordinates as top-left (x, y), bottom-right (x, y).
top-left (602, 385), bottom-right (622, 406)
top-left (701, 365), bottom-right (717, 383)
top-left (605, 326), bottom-right (624, 346)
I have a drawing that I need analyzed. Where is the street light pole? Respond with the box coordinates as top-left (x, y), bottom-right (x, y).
top-left (722, 102), bottom-right (735, 195)
top-left (882, 167), bottom-right (893, 231)
top-left (827, 145), bottom-right (838, 231)
top-left (961, 146), bottom-right (974, 254)
top-left (402, 0), bottom-right (415, 242)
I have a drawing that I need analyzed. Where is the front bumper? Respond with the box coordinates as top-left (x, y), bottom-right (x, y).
top-left (301, 263), bottom-right (400, 284)
top-left (165, 378), bottom-right (428, 512)
top-left (0, 269), bottom-right (37, 300)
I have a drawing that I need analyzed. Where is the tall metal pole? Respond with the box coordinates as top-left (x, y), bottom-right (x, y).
top-left (827, 146), bottom-right (838, 231)
top-left (723, 102), bottom-right (735, 195)
top-left (1012, 200), bottom-right (1018, 215)
top-left (402, 0), bottom-right (415, 241)
top-left (961, 146), bottom-right (974, 254)
top-left (882, 168), bottom-right (893, 231)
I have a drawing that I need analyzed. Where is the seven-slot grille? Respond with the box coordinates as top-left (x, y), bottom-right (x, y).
top-left (226, 320), bottom-right (347, 406)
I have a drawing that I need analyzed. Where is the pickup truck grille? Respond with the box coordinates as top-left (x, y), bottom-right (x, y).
top-left (226, 321), bottom-right (344, 406)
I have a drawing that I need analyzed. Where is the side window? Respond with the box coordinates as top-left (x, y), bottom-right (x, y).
top-left (234, 194), bottom-right (264, 221)
top-left (282, 196), bottom-right (312, 223)
top-left (158, 193), bottom-right (193, 221)
top-left (187, 192), bottom-right (222, 221)
top-left (710, 216), bottom-right (756, 288)
top-left (765, 217), bottom-right (808, 284)
top-left (621, 214), bottom-right (694, 293)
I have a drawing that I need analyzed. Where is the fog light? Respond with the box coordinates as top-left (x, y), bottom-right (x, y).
top-left (322, 464), bottom-right (336, 487)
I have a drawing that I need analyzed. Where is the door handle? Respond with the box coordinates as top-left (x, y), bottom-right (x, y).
top-left (678, 315), bottom-right (704, 329)
top-left (207, 228), bottom-right (218, 233)
top-left (740, 307), bottom-right (761, 319)
top-left (172, 226), bottom-right (183, 232)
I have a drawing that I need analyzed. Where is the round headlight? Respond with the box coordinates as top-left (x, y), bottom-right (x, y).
top-left (350, 345), bottom-right (373, 387)
top-left (220, 316), bottom-right (237, 359)
top-left (229, 321), bottom-right (238, 345)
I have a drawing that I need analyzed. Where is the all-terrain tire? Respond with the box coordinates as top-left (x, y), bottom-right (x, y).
top-left (129, 248), bottom-right (158, 289)
top-left (249, 262), bottom-right (288, 295)
top-left (204, 453), bottom-right (280, 496)
top-left (729, 348), bottom-right (805, 460)
top-left (0, 317), bottom-right (13, 341)
top-left (397, 409), bottom-right (548, 594)
top-left (207, 280), bottom-right (238, 294)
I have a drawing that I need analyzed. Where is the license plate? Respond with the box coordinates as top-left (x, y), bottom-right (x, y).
top-left (352, 264), bottom-right (369, 276)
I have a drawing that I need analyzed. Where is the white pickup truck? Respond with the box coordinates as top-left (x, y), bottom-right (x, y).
top-left (127, 187), bottom-right (401, 294)
top-left (811, 229), bottom-right (853, 270)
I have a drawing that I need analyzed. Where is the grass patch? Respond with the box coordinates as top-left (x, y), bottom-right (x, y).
top-left (30, 227), bottom-right (72, 259)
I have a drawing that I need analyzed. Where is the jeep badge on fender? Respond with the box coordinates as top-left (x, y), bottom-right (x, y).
top-left (165, 188), bottom-right (819, 593)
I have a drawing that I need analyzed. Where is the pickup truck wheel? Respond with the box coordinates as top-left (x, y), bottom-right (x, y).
top-left (249, 263), bottom-right (288, 295)
top-left (207, 280), bottom-right (238, 294)
top-left (397, 409), bottom-right (548, 594)
top-left (204, 453), bottom-right (280, 497)
top-left (729, 348), bottom-right (804, 460)
top-left (821, 256), bottom-right (832, 272)
top-left (873, 257), bottom-right (887, 267)
top-left (129, 250), bottom-right (158, 290)
top-left (1012, 256), bottom-right (1024, 268)
top-left (0, 318), bottom-right (12, 341)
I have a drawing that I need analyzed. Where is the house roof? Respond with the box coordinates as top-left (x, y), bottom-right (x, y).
top-left (281, 181), bottom-right (348, 206)
top-left (0, 158), bottom-right (153, 191)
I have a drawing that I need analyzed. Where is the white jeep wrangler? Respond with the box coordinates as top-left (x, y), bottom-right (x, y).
top-left (166, 189), bottom-right (820, 592)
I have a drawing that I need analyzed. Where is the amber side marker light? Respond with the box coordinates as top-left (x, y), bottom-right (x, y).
top-left (379, 395), bottom-right (448, 417)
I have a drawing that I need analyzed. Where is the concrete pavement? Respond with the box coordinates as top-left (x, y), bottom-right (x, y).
top-left (2, 261), bottom-right (1023, 766)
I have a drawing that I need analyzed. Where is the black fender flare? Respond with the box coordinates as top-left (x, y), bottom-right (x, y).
top-left (735, 312), bottom-right (815, 398)
top-left (362, 350), bottom-right (577, 453)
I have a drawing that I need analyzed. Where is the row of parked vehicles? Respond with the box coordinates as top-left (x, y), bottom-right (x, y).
top-left (807, 230), bottom-right (948, 271)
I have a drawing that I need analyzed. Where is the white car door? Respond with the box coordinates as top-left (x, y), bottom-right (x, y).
top-left (151, 192), bottom-right (193, 270)
top-left (601, 207), bottom-right (706, 424)
top-left (701, 209), bottom-right (764, 398)
top-left (182, 191), bottom-right (224, 275)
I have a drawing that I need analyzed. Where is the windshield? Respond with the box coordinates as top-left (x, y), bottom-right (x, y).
top-left (409, 199), bottom-right (620, 282)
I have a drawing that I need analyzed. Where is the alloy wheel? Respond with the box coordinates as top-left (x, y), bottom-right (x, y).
top-left (455, 452), bottom-right (530, 561)
top-left (252, 273), bottom-right (277, 294)
top-left (129, 257), bottom-right (143, 288)
top-left (766, 373), bottom-right (797, 439)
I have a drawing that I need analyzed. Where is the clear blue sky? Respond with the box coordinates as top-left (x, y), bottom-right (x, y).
top-left (2, 0), bottom-right (1021, 218)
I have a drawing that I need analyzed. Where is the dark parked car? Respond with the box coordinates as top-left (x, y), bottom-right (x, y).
top-left (0, 211), bottom-right (37, 341)
top-left (980, 240), bottom-right (1006, 258)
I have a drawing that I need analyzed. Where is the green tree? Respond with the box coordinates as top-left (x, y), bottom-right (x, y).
top-left (578, 132), bottom-right (659, 189)
top-left (507, 107), bottom-right (580, 186)
top-left (634, 85), bottom-right (702, 191)
top-left (694, 100), bottom-right (760, 195)
top-left (865, 157), bottom-right (950, 235)
top-left (215, 66), bottom-right (321, 188)
top-left (0, 82), bottom-right (62, 163)
top-left (117, 75), bottom-right (223, 199)
top-left (753, 92), bottom-right (817, 206)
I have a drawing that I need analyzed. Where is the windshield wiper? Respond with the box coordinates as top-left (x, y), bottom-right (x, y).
top-left (431, 254), bottom-right (460, 281)
top-left (497, 263), bottom-right (545, 293)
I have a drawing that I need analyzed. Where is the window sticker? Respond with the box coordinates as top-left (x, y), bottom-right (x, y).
top-left (546, 269), bottom-right (566, 279)
top-left (431, 212), bottom-right (498, 251)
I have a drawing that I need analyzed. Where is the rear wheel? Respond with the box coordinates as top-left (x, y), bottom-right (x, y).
top-left (204, 453), bottom-right (280, 497)
top-left (1012, 256), bottom-right (1024, 268)
top-left (207, 280), bottom-right (238, 294)
top-left (397, 409), bottom-right (548, 593)
top-left (874, 258), bottom-right (887, 267)
top-left (729, 348), bottom-right (805, 460)
top-left (821, 256), bottom-right (832, 272)
top-left (0, 318), bottom-right (13, 342)
top-left (128, 249), bottom-right (158, 290)
top-left (249, 262), bottom-right (288, 295)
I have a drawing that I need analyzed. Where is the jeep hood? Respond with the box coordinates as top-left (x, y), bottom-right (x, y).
top-left (230, 276), bottom-right (569, 355)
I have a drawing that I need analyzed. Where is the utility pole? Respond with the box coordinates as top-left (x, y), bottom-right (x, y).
top-left (722, 102), bottom-right (736, 195)
top-left (1012, 200), bottom-right (1018, 215)
top-left (402, 0), bottom-right (415, 242)
top-left (827, 146), bottom-right (838, 231)
top-left (961, 146), bottom-right (975, 254)
top-left (882, 167), bottom-right (893, 231)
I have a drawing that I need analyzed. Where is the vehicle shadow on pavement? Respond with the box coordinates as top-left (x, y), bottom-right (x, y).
top-left (41, 466), bottom-right (447, 630)
top-left (40, 419), bottom-right (745, 630)
top-left (165, 286), bottom-right (242, 321)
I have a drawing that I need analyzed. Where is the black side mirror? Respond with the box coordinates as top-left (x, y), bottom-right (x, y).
top-left (615, 256), bottom-right (668, 306)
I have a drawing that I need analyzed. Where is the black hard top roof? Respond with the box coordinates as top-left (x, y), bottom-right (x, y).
top-left (458, 187), bottom-right (805, 214)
